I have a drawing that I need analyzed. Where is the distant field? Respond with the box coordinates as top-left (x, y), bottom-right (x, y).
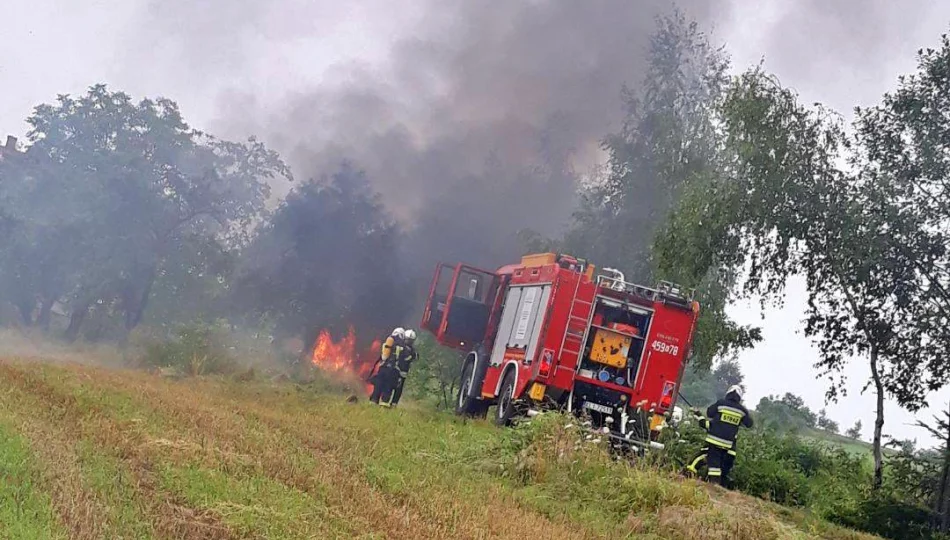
top-left (799, 428), bottom-right (897, 461)
top-left (0, 356), bottom-right (878, 539)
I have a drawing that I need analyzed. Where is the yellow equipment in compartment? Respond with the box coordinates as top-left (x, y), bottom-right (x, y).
top-left (589, 327), bottom-right (631, 369)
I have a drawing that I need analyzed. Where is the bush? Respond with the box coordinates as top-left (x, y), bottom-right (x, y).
top-left (826, 493), bottom-right (939, 540)
top-left (731, 429), bottom-right (869, 508)
top-left (140, 323), bottom-right (238, 376)
top-left (504, 413), bottom-right (709, 521)
top-left (404, 334), bottom-right (463, 408)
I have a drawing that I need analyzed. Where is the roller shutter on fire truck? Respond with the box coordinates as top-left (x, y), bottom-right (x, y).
top-left (489, 285), bottom-right (551, 368)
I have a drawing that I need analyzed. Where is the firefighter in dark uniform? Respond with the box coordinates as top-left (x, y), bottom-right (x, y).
top-left (389, 329), bottom-right (418, 407)
top-left (685, 385), bottom-right (753, 487)
top-left (369, 327), bottom-right (404, 405)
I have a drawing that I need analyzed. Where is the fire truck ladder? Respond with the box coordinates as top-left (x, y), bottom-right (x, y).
top-left (558, 276), bottom-right (593, 369)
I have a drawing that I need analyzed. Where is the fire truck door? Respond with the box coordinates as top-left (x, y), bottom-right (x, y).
top-left (421, 263), bottom-right (500, 350)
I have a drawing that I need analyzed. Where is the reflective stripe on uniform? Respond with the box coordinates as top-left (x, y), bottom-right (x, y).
top-left (708, 467), bottom-right (722, 477)
top-left (727, 449), bottom-right (737, 456)
top-left (717, 405), bottom-right (746, 416)
top-left (687, 453), bottom-right (706, 473)
top-left (705, 434), bottom-right (733, 448)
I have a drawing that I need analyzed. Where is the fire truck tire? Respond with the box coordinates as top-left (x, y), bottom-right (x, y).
top-left (456, 355), bottom-right (487, 418)
top-left (494, 370), bottom-right (517, 426)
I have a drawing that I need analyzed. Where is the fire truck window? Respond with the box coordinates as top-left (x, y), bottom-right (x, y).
top-left (434, 266), bottom-right (454, 296)
top-left (454, 270), bottom-right (492, 303)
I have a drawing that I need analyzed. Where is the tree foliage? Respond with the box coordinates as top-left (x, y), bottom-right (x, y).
top-left (679, 358), bottom-right (744, 406)
top-left (851, 34), bottom-right (950, 407)
top-left (564, 11), bottom-right (760, 372)
top-left (818, 409), bottom-right (840, 434)
top-left (0, 85), bottom-right (289, 339)
top-left (679, 57), bottom-right (950, 488)
top-left (846, 420), bottom-right (864, 440)
top-left (755, 393), bottom-right (818, 433)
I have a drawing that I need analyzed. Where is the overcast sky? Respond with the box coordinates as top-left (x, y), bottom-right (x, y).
top-left (3, 1), bottom-right (950, 446)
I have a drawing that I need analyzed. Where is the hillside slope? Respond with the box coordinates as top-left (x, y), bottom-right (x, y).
top-left (0, 357), bottom-right (877, 539)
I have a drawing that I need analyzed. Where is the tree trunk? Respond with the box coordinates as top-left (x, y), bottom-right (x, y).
top-left (940, 403), bottom-right (950, 532)
top-left (870, 346), bottom-right (885, 490)
top-left (64, 302), bottom-right (91, 343)
top-left (15, 299), bottom-right (34, 327)
top-left (124, 266), bottom-right (157, 332)
top-left (36, 297), bottom-right (55, 331)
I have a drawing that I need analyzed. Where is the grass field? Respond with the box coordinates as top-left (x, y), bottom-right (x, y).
top-left (0, 355), bottom-right (880, 539)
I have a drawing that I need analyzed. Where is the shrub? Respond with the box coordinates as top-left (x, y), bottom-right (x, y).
top-left (140, 323), bottom-right (237, 376)
top-left (404, 334), bottom-right (463, 408)
top-left (826, 492), bottom-right (939, 540)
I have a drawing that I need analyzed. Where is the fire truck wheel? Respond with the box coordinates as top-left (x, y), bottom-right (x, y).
top-left (494, 370), bottom-right (517, 426)
top-left (456, 357), bottom-right (482, 417)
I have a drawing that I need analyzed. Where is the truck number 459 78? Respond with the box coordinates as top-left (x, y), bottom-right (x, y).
top-left (650, 340), bottom-right (679, 356)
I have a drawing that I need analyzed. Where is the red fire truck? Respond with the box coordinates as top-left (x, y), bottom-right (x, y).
top-left (420, 253), bottom-right (700, 447)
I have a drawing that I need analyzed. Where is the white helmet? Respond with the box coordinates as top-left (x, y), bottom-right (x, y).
top-left (726, 385), bottom-right (743, 401)
top-left (391, 327), bottom-right (406, 339)
top-left (404, 329), bottom-right (416, 342)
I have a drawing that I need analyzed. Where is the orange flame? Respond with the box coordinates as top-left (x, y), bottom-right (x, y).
top-left (310, 326), bottom-right (382, 395)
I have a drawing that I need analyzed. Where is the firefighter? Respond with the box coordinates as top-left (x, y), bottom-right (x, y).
top-left (685, 385), bottom-right (753, 488)
top-left (369, 327), bottom-right (404, 405)
top-left (390, 329), bottom-right (418, 407)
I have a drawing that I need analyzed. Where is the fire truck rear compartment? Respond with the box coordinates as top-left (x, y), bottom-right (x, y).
top-left (577, 299), bottom-right (651, 390)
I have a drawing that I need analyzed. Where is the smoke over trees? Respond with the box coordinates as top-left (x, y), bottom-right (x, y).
top-left (202, 1), bottom-right (727, 271)
top-left (232, 163), bottom-right (408, 350)
top-left (0, 6), bottom-right (763, 365)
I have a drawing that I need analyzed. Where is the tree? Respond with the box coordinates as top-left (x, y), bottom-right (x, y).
top-left (566, 10), bottom-right (760, 372)
top-left (913, 403), bottom-right (950, 532)
top-left (755, 393), bottom-right (817, 433)
top-left (851, 34), bottom-right (950, 407)
top-left (712, 359), bottom-right (744, 397)
top-left (679, 358), bottom-right (745, 407)
top-left (686, 66), bottom-right (947, 490)
top-left (817, 409), bottom-right (840, 434)
top-left (0, 85), bottom-right (290, 339)
top-left (233, 163), bottom-right (409, 355)
top-left (846, 420), bottom-right (863, 440)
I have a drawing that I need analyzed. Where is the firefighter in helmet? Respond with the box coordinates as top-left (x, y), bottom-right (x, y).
top-left (369, 327), bottom-right (404, 404)
top-left (369, 327), bottom-right (418, 407)
top-left (390, 329), bottom-right (418, 407)
top-left (685, 385), bottom-right (753, 488)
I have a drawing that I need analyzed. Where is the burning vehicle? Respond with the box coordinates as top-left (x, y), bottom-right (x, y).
top-left (421, 252), bottom-right (699, 449)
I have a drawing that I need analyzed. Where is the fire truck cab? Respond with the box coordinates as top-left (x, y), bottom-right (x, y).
top-left (421, 253), bottom-right (700, 447)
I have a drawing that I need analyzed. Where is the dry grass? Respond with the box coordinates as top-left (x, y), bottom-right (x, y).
top-left (0, 356), bottom-right (880, 539)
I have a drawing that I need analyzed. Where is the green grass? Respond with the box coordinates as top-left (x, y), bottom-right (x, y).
top-left (74, 441), bottom-right (154, 539)
top-left (0, 357), bottom-right (882, 539)
top-left (158, 464), bottom-right (353, 539)
top-left (0, 421), bottom-right (65, 540)
top-left (801, 428), bottom-right (895, 459)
